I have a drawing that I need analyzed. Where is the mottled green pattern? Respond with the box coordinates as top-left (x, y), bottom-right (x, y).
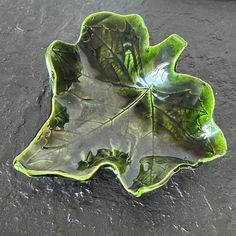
top-left (13, 12), bottom-right (227, 197)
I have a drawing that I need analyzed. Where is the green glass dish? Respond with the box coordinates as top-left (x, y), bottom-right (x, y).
top-left (13, 12), bottom-right (227, 197)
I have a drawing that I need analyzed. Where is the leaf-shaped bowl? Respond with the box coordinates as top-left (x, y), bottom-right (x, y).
top-left (13, 12), bottom-right (227, 197)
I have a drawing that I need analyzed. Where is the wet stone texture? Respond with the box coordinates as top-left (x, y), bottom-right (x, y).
top-left (0, 0), bottom-right (236, 235)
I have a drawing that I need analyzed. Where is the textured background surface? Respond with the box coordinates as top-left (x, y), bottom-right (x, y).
top-left (0, 0), bottom-right (236, 235)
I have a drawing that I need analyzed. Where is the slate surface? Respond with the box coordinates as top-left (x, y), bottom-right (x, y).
top-left (0, 0), bottom-right (236, 235)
